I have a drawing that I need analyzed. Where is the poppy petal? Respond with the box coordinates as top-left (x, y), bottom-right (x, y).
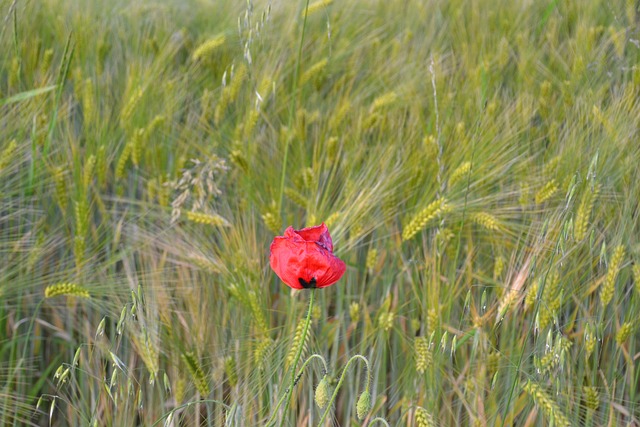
top-left (294, 223), bottom-right (333, 251)
top-left (296, 241), bottom-right (345, 288)
top-left (269, 236), bottom-right (304, 289)
top-left (269, 223), bottom-right (345, 290)
top-left (283, 226), bottom-right (300, 240)
top-left (313, 253), bottom-right (346, 288)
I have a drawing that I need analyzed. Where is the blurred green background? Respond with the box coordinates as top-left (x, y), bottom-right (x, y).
top-left (1, 0), bottom-right (639, 425)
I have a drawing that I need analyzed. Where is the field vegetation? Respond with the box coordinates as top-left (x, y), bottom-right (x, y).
top-left (1, 0), bottom-right (639, 425)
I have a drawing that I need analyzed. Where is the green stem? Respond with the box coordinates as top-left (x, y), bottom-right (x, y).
top-left (294, 353), bottom-right (328, 381)
top-left (271, 288), bottom-right (315, 427)
top-left (278, 0), bottom-right (311, 215)
top-left (267, 353), bottom-right (328, 426)
top-left (317, 354), bottom-right (371, 426)
top-left (500, 227), bottom-right (564, 426)
top-left (150, 399), bottom-right (231, 427)
top-left (1, 298), bottom-right (44, 426)
top-left (367, 417), bottom-right (390, 427)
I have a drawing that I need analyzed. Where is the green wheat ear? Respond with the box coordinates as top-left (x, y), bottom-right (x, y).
top-left (185, 211), bottom-right (229, 227)
top-left (224, 356), bottom-right (238, 388)
top-left (633, 264), bottom-right (640, 295)
top-left (366, 248), bottom-right (378, 271)
top-left (284, 187), bottom-right (307, 208)
top-left (493, 256), bottom-right (505, 280)
top-left (537, 269), bottom-right (561, 330)
top-left (53, 166), bottom-right (68, 212)
top-left (402, 197), bottom-right (450, 241)
top-left (471, 212), bottom-right (501, 231)
top-left (414, 336), bottom-right (432, 374)
top-left (583, 386), bottom-right (600, 411)
top-left (0, 139), bottom-right (18, 170)
top-left (583, 323), bottom-right (597, 359)
top-left (261, 201), bottom-right (281, 234)
top-left (415, 407), bottom-right (435, 427)
top-left (253, 337), bottom-right (273, 371)
top-left (115, 143), bottom-right (132, 180)
top-left (120, 87), bottom-right (144, 128)
top-left (44, 283), bottom-right (90, 299)
top-left (524, 279), bottom-right (538, 312)
top-left (130, 332), bottom-right (159, 382)
top-left (349, 302), bottom-right (361, 323)
top-left (448, 161), bottom-right (471, 186)
top-left (600, 244), bottom-right (625, 307)
top-left (534, 335), bottom-right (571, 375)
top-left (426, 308), bottom-right (438, 335)
top-left (81, 78), bottom-right (95, 127)
top-left (324, 211), bottom-right (340, 227)
top-left (370, 91), bottom-right (398, 112)
top-left (181, 351), bottom-right (210, 396)
top-left (83, 154), bottom-right (96, 191)
top-left (286, 321), bottom-right (310, 368)
top-left (192, 34), bottom-right (226, 62)
top-left (173, 375), bottom-right (187, 405)
top-left (574, 184), bottom-right (599, 240)
top-left (305, 0), bottom-right (334, 16)
top-left (616, 321), bottom-right (634, 346)
top-left (534, 179), bottom-right (558, 204)
top-left (300, 58), bottom-right (328, 86)
top-left (523, 380), bottom-right (571, 427)
top-left (227, 63), bottom-right (247, 104)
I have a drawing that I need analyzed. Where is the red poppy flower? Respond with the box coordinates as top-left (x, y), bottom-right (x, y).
top-left (269, 223), bottom-right (346, 289)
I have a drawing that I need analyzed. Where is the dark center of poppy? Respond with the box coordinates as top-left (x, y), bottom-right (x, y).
top-left (298, 277), bottom-right (317, 289)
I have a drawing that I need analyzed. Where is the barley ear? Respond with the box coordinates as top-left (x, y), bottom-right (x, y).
top-left (45, 283), bottom-right (90, 299)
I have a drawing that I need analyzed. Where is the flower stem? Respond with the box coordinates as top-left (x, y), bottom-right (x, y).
top-left (150, 399), bottom-right (231, 427)
top-left (316, 354), bottom-right (371, 426)
top-left (295, 353), bottom-right (328, 379)
top-left (269, 288), bottom-right (315, 427)
top-left (368, 417), bottom-right (391, 427)
top-left (267, 353), bottom-right (328, 426)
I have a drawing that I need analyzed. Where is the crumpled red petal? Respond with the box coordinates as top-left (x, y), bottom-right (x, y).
top-left (293, 223), bottom-right (333, 251)
top-left (269, 223), bottom-right (345, 290)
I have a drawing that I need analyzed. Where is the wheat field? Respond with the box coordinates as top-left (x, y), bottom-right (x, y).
top-left (1, 0), bottom-right (639, 425)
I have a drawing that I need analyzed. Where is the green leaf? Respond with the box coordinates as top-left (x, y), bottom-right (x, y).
top-left (0, 85), bottom-right (57, 106)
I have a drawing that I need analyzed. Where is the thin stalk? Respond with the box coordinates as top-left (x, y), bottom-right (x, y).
top-left (266, 288), bottom-right (315, 427)
top-left (317, 354), bottom-right (371, 426)
top-left (500, 231), bottom-right (563, 426)
top-left (294, 353), bottom-right (328, 380)
top-left (278, 0), bottom-right (311, 215)
top-left (367, 417), bottom-right (390, 427)
top-left (0, 299), bottom-right (45, 426)
top-left (268, 353), bottom-right (328, 425)
top-left (150, 399), bottom-right (231, 427)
